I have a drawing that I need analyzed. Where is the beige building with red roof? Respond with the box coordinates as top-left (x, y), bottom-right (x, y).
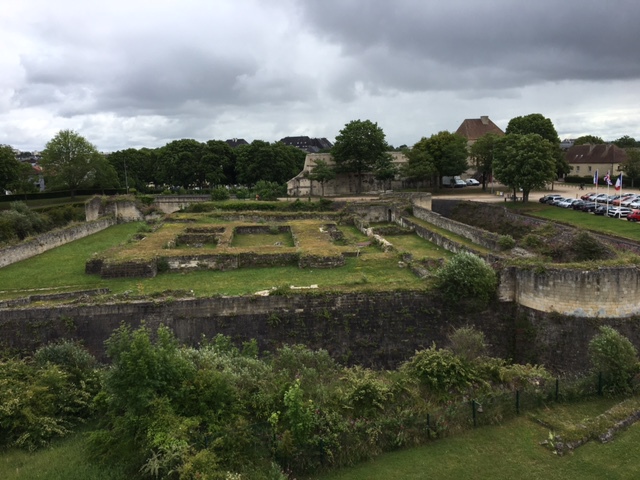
top-left (565, 144), bottom-right (627, 179)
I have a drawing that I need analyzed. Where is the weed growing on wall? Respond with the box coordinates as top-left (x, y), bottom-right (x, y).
top-left (435, 252), bottom-right (497, 307)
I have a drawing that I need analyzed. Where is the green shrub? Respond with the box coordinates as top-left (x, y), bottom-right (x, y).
top-left (498, 234), bottom-right (515, 250)
top-left (570, 231), bottom-right (614, 262)
top-left (588, 326), bottom-right (639, 394)
top-left (403, 344), bottom-right (481, 396)
top-left (211, 187), bottom-right (231, 201)
top-left (0, 356), bottom-right (95, 450)
top-left (447, 326), bottom-right (488, 363)
top-left (435, 252), bottom-right (497, 307)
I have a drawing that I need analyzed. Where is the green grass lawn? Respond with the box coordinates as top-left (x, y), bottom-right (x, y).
top-left (314, 399), bottom-right (640, 480)
top-left (0, 222), bottom-right (425, 301)
top-left (510, 203), bottom-right (640, 242)
top-left (230, 232), bottom-right (295, 247)
top-left (384, 234), bottom-right (452, 260)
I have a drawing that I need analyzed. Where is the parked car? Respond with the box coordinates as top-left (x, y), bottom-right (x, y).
top-left (594, 205), bottom-right (610, 215)
top-left (465, 178), bottom-right (480, 186)
top-left (539, 194), bottom-right (563, 204)
top-left (627, 210), bottom-right (640, 222)
top-left (550, 197), bottom-right (569, 206)
top-left (628, 200), bottom-right (640, 209)
top-left (571, 200), bottom-right (586, 210)
top-left (621, 195), bottom-right (640, 207)
top-left (580, 192), bottom-right (595, 201)
top-left (557, 198), bottom-right (580, 208)
top-left (579, 202), bottom-right (597, 212)
top-left (607, 207), bottom-right (633, 218)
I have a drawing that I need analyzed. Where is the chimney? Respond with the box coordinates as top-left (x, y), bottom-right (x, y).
top-left (481, 116), bottom-right (489, 125)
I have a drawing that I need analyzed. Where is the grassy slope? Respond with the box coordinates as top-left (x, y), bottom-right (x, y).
top-left (509, 203), bottom-right (640, 242)
top-left (316, 403), bottom-right (640, 480)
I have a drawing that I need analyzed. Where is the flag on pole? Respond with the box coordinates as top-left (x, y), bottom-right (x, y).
top-left (615, 173), bottom-right (623, 191)
top-left (604, 171), bottom-right (612, 185)
top-left (593, 170), bottom-right (598, 185)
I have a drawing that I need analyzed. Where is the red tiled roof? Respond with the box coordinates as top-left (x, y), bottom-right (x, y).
top-left (455, 117), bottom-right (504, 140)
top-left (565, 144), bottom-right (627, 164)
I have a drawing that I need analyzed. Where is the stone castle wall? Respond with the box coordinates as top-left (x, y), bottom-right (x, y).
top-left (4, 291), bottom-right (640, 373)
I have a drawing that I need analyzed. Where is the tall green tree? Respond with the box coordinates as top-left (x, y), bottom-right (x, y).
top-left (305, 159), bottom-right (335, 197)
top-left (235, 141), bottom-right (305, 186)
top-left (493, 133), bottom-right (556, 203)
top-left (108, 148), bottom-right (157, 193)
top-left (0, 145), bottom-right (27, 193)
top-left (505, 113), bottom-right (569, 179)
top-left (469, 133), bottom-right (500, 190)
top-left (373, 155), bottom-right (398, 191)
top-left (331, 120), bottom-right (390, 193)
top-left (400, 147), bottom-right (434, 191)
top-left (621, 149), bottom-right (640, 188)
top-left (574, 135), bottom-right (604, 145)
top-left (40, 130), bottom-right (107, 197)
top-left (412, 131), bottom-right (468, 188)
top-left (613, 135), bottom-right (638, 148)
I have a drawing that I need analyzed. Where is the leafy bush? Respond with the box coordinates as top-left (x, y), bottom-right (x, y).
top-left (498, 234), bottom-right (515, 250)
top-left (435, 252), bottom-right (498, 307)
top-left (447, 326), bottom-right (488, 363)
top-left (588, 326), bottom-right (639, 394)
top-left (569, 231), bottom-right (615, 262)
top-left (403, 344), bottom-right (481, 396)
top-left (211, 186), bottom-right (231, 201)
top-left (0, 356), bottom-right (96, 450)
top-left (253, 180), bottom-right (286, 201)
top-left (0, 202), bottom-right (53, 242)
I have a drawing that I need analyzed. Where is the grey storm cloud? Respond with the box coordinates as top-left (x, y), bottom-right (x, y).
top-left (2, 0), bottom-right (640, 151)
top-left (298, 0), bottom-right (640, 91)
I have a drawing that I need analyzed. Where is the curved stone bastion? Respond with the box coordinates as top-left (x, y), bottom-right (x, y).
top-left (499, 265), bottom-right (640, 318)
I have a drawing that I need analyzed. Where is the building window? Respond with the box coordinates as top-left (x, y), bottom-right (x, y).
top-left (588, 166), bottom-right (592, 172)
top-left (576, 166), bottom-right (580, 172)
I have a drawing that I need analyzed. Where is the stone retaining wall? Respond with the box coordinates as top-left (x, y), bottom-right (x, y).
top-left (0, 219), bottom-right (115, 269)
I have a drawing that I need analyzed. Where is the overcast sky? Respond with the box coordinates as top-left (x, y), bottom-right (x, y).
top-left (2, 0), bottom-right (640, 152)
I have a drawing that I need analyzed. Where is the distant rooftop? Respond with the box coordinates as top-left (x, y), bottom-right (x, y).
top-left (279, 136), bottom-right (333, 153)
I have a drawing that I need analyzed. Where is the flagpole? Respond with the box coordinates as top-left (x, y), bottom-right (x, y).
top-left (594, 169), bottom-right (599, 210)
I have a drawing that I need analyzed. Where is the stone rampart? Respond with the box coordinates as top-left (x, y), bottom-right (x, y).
top-left (0, 219), bottom-right (115, 269)
top-left (4, 292), bottom-right (640, 373)
top-left (0, 292), bottom-right (515, 369)
top-left (509, 265), bottom-right (640, 317)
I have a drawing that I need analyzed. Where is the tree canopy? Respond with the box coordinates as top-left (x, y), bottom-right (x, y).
top-left (505, 113), bottom-right (568, 179)
top-left (574, 135), bottom-right (604, 145)
top-left (621, 149), bottom-right (640, 188)
top-left (613, 135), bottom-right (638, 148)
top-left (411, 131), bottom-right (468, 188)
top-left (469, 133), bottom-right (500, 190)
top-left (40, 130), bottom-right (117, 197)
top-left (493, 133), bottom-right (556, 202)
top-left (331, 120), bottom-right (390, 193)
top-left (235, 140), bottom-right (305, 186)
top-left (305, 159), bottom-right (336, 197)
top-left (0, 145), bottom-right (35, 194)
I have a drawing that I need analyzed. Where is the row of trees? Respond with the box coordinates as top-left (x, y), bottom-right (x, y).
top-left (1, 132), bottom-right (308, 197)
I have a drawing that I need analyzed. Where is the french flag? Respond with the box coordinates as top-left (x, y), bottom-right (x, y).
top-left (615, 173), bottom-right (623, 191)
